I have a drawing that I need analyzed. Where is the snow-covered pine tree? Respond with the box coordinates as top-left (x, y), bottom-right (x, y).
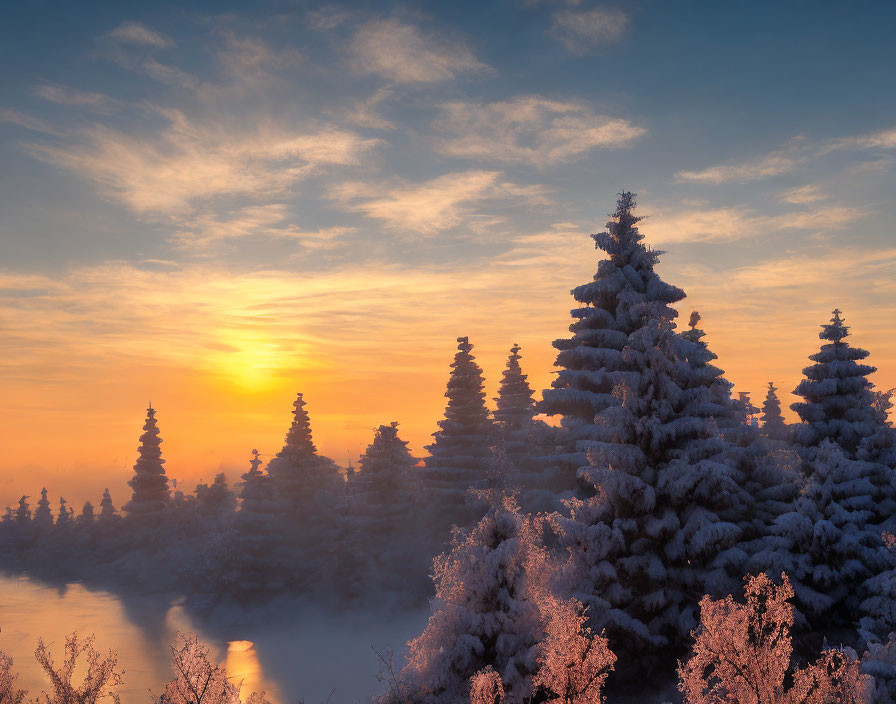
top-left (15, 496), bottom-right (30, 525)
top-left (33, 488), bottom-right (53, 534)
top-left (232, 449), bottom-right (278, 595)
top-left (395, 494), bottom-right (549, 704)
top-left (423, 337), bottom-right (493, 537)
top-left (494, 345), bottom-right (547, 510)
top-left (195, 472), bottom-right (236, 522)
top-left (349, 423), bottom-right (424, 595)
top-left (760, 381), bottom-right (789, 440)
top-left (98, 488), bottom-right (120, 524)
top-left (494, 344), bottom-right (535, 466)
top-left (77, 502), bottom-right (95, 526)
top-left (735, 391), bottom-right (759, 428)
top-left (792, 310), bottom-right (879, 456)
top-left (555, 302), bottom-right (751, 673)
top-left (266, 393), bottom-right (344, 591)
top-left (539, 193), bottom-right (686, 496)
top-left (124, 404), bottom-right (170, 519)
top-left (751, 439), bottom-right (895, 645)
top-left (55, 497), bottom-right (71, 527)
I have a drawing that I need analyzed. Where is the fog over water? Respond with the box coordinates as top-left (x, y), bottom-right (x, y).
top-left (0, 575), bottom-right (428, 703)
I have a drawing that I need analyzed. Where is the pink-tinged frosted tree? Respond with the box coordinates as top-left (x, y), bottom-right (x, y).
top-left (154, 634), bottom-right (270, 704)
top-left (469, 667), bottom-right (504, 704)
top-left (33, 633), bottom-right (123, 704)
top-left (423, 337), bottom-right (494, 538)
top-left (124, 404), bottom-right (170, 518)
top-left (678, 573), bottom-right (870, 704)
top-left (531, 596), bottom-right (616, 704)
top-left (397, 494), bottom-right (548, 703)
top-left (0, 651), bottom-right (26, 704)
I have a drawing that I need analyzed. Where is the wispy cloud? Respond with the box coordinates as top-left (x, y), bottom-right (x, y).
top-left (778, 184), bottom-right (827, 204)
top-left (107, 21), bottom-right (173, 48)
top-left (24, 108), bottom-right (381, 215)
top-left (350, 19), bottom-right (488, 83)
top-left (171, 204), bottom-right (355, 250)
top-left (643, 204), bottom-right (868, 243)
top-left (825, 125), bottom-right (896, 152)
top-left (550, 8), bottom-right (628, 54)
top-left (0, 108), bottom-right (62, 136)
top-left (434, 95), bottom-right (644, 164)
top-left (141, 58), bottom-right (201, 89)
top-left (675, 148), bottom-right (801, 184)
top-left (217, 35), bottom-right (302, 82)
top-left (32, 84), bottom-right (121, 112)
top-left (330, 170), bottom-right (549, 236)
top-left (345, 87), bottom-right (395, 130)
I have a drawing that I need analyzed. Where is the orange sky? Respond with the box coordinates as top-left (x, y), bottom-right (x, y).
top-left (2, 225), bottom-right (894, 511)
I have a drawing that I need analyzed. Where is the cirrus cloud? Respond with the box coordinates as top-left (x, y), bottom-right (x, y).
top-left (434, 95), bottom-right (645, 164)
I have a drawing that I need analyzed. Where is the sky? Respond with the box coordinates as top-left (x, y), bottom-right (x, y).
top-left (1, 0), bottom-right (895, 509)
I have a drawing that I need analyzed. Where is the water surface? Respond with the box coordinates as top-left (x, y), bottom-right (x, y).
top-left (0, 575), bottom-right (427, 703)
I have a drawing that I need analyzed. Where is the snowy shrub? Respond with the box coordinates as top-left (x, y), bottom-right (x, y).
top-left (678, 573), bottom-right (870, 704)
top-left (531, 595), bottom-right (616, 704)
top-left (33, 633), bottom-right (123, 704)
top-left (155, 633), bottom-right (269, 704)
top-left (469, 667), bottom-right (503, 704)
top-left (0, 652), bottom-right (26, 704)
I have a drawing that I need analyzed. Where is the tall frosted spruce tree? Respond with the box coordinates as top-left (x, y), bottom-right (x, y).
top-left (424, 337), bottom-right (493, 539)
top-left (539, 192), bottom-right (686, 495)
top-left (552, 194), bottom-right (752, 673)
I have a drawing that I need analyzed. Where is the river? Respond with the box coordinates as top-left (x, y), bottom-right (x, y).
top-left (0, 575), bottom-right (429, 703)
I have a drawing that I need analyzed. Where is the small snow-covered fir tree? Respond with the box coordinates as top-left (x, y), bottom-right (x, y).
top-left (556, 303), bottom-right (751, 671)
top-left (77, 502), bottom-right (95, 526)
top-left (494, 344), bottom-right (536, 464)
top-left (349, 423), bottom-right (425, 594)
top-left (16, 496), bottom-right (31, 527)
top-left (98, 489), bottom-right (120, 524)
top-left (231, 449), bottom-right (278, 595)
top-left (761, 382), bottom-right (789, 440)
top-left (195, 472), bottom-right (236, 521)
top-left (124, 404), bottom-right (170, 518)
top-left (538, 193), bottom-right (687, 495)
top-left (792, 310), bottom-right (879, 456)
top-left (423, 337), bottom-right (494, 537)
top-left (15, 496), bottom-right (30, 525)
top-left (266, 393), bottom-right (344, 590)
top-left (55, 497), bottom-right (71, 527)
top-left (33, 488), bottom-right (53, 534)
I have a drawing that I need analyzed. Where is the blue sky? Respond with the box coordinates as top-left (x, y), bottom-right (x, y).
top-left (1, 0), bottom-right (895, 502)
